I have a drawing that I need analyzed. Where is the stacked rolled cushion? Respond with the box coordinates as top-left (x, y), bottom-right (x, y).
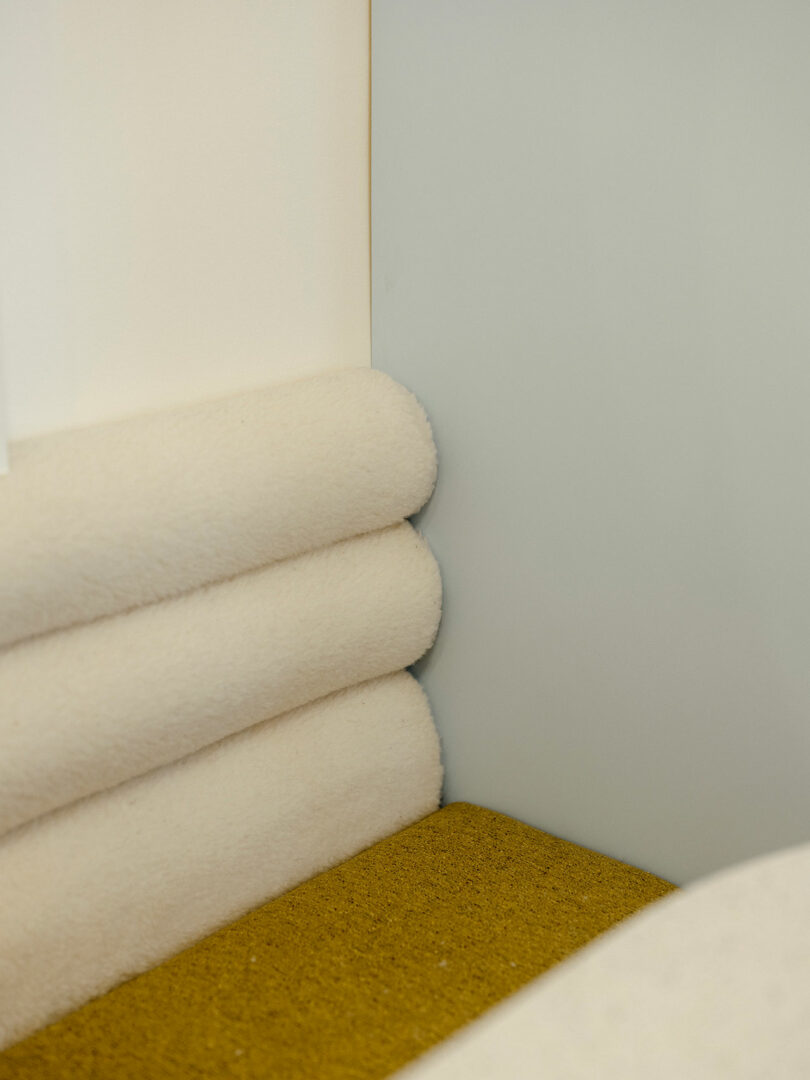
top-left (0, 367), bottom-right (437, 646)
top-left (0, 368), bottom-right (442, 1050)
top-left (0, 524), bottom-right (440, 834)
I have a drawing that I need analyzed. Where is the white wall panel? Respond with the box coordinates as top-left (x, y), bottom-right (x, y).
top-left (0, 1), bottom-right (369, 440)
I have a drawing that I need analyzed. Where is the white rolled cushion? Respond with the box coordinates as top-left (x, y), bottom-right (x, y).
top-left (0, 522), bottom-right (441, 835)
top-left (0, 368), bottom-right (437, 647)
top-left (0, 672), bottom-right (442, 1050)
top-left (398, 840), bottom-right (810, 1079)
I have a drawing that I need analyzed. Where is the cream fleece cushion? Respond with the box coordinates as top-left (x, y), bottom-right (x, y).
top-left (399, 840), bottom-right (810, 1079)
top-left (0, 523), bottom-right (441, 835)
top-left (0, 672), bottom-right (442, 1050)
top-left (0, 368), bottom-right (437, 647)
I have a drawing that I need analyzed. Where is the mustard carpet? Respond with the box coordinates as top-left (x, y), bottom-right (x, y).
top-left (0, 803), bottom-right (675, 1080)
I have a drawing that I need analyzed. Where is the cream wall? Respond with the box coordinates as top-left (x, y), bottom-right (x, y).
top-left (0, 0), bottom-right (369, 443)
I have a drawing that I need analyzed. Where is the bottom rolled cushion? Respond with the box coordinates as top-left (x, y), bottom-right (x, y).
top-left (0, 672), bottom-right (442, 1050)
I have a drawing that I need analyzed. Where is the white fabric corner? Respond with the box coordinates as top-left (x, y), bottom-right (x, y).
top-left (398, 840), bottom-right (810, 1079)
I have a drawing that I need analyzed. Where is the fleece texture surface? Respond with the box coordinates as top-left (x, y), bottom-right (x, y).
top-left (0, 673), bottom-right (441, 1050)
top-left (0, 368), bottom-right (436, 647)
top-left (0, 804), bottom-right (674, 1078)
top-left (0, 523), bottom-right (440, 835)
top-left (401, 839), bottom-right (810, 1080)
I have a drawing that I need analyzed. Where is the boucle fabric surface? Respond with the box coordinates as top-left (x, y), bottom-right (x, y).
top-left (401, 836), bottom-right (810, 1080)
top-left (0, 523), bottom-right (440, 835)
top-left (0, 368), bottom-right (436, 647)
top-left (0, 673), bottom-right (442, 1050)
top-left (0, 803), bottom-right (673, 1077)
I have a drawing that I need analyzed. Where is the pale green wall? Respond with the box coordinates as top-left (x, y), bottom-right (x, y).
top-left (372, 0), bottom-right (810, 883)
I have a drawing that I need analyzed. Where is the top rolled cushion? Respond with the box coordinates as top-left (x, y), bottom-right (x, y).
top-left (0, 369), bottom-right (437, 647)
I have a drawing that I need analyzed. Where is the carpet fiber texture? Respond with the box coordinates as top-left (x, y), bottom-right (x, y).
top-left (0, 803), bottom-right (675, 1079)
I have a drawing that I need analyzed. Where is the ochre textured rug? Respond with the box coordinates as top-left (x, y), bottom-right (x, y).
top-left (0, 803), bottom-right (675, 1080)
